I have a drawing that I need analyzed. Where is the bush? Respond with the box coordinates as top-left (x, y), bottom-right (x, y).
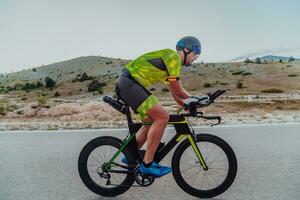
top-left (45, 77), bottom-right (56, 88)
top-left (261, 88), bottom-right (284, 93)
top-left (14, 83), bottom-right (24, 90)
top-left (288, 74), bottom-right (298, 77)
top-left (242, 72), bottom-right (252, 76)
top-left (220, 82), bottom-right (229, 85)
top-left (54, 91), bottom-right (61, 97)
top-left (98, 89), bottom-right (103, 94)
top-left (88, 80), bottom-right (107, 92)
top-left (236, 81), bottom-right (243, 88)
top-left (79, 72), bottom-right (91, 82)
top-left (36, 81), bottom-right (43, 88)
top-left (203, 83), bottom-right (211, 88)
top-left (232, 71), bottom-right (244, 75)
top-left (32, 68), bottom-right (37, 72)
top-left (288, 56), bottom-right (295, 62)
top-left (5, 86), bottom-right (15, 92)
top-left (37, 95), bottom-right (48, 107)
top-left (22, 82), bottom-right (43, 91)
top-left (0, 101), bottom-right (9, 115)
top-left (255, 58), bottom-right (261, 64)
top-left (244, 58), bottom-right (253, 63)
top-left (150, 88), bottom-right (156, 91)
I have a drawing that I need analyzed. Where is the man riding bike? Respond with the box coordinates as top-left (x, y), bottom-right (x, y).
top-left (115, 36), bottom-right (201, 177)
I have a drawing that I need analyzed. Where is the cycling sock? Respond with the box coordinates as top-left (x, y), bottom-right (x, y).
top-left (142, 161), bottom-right (153, 168)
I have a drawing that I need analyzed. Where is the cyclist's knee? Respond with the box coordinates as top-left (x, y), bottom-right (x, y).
top-left (147, 104), bottom-right (169, 124)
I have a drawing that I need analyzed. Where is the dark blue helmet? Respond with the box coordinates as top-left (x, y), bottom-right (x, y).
top-left (176, 36), bottom-right (201, 55)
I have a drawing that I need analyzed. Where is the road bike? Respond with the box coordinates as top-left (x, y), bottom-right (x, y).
top-left (78, 90), bottom-right (237, 198)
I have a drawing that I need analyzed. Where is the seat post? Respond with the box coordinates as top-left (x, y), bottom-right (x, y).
top-left (125, 105), bottom-right (133, 125)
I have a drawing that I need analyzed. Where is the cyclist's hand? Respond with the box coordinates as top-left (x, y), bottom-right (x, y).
top-left (183, 96), bottom-right (201, 107)
top-left (183, 95), bottom-right (211, 108)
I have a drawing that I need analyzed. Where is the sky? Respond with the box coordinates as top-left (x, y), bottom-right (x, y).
top-left (1, 0), bottom-right (300, 73)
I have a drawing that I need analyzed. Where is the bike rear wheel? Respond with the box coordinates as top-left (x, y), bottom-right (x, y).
top-left (172, 134), bottom-right (237, 198)
top-left (78, 136), bottom-right (135, 197)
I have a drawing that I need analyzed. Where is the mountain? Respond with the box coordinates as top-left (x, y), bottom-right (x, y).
top-left (0, 56), bottom-right (129, 84)
top-left (258, 55), bottom-right (300, 62)
top-left (231, 48), bottom-right (300, 62)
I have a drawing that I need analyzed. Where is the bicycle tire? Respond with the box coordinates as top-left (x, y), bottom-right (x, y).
top-left (172, 134), bottom-right (237, 198)
top-left (78, 136), bottom-right (135, 197)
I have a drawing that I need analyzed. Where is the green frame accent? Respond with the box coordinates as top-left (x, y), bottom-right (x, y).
top-left (105, 116), bottom-right (208, 172)
top-left (176, 134), bottom-right (208, 170)
top-left (105, 132), bottom-right (137, 171)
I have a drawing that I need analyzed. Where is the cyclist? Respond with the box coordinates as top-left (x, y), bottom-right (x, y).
top-left (115, 36), bottom-right (201, 177)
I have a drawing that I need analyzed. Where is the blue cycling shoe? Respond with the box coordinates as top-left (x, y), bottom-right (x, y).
top-left (121, 156), bottom-right (128, 164)
top-left (121, 157), bottom-right (161, 168)
top-left (139, 162), bottom-right (172, 177)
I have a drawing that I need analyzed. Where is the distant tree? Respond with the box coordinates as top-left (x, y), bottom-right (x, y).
top-left (22, 83), bottom-right (37, 91)
top-left (79, 72), bottom-right (89, 82)
top-left (244, 58), bottom-right (253, 63)
top-left (255, 57), bottom-right (261, 64)
top-left (288, 56), bottom-right (295, 62)
top-left (14, 83), bottom-right (24, 90)
top-left (32, 68), bottom-right (37, 72)
top-left (45, 77), bottom-right (56, 88)
top-left (279, 59), bottom-right (283, 63)
top-left (36, 81), bottom-right (43, 88)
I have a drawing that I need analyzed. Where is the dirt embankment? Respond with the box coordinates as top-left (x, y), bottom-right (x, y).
top-left (1, 94), bottom-right (299, 131)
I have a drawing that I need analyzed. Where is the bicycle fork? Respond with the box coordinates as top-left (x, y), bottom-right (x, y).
top-left (176, 135), bottom-right (208, 170)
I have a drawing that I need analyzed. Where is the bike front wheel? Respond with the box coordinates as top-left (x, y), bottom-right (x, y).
top-left (172, 134), bottom-right (237, 198)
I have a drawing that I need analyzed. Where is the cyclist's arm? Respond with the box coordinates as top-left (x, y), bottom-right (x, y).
top-left (168, 80), bottom-right (191, 107)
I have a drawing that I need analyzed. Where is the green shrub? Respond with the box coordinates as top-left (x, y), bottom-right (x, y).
top-left (37, 95), bottom-right (48, 107)
top-left (98, 89), bottom-right (103, 94)
top-left (22, 83), bottom-right (39, 91)
top-left (244, 58), bottom-right (253, 63)
top-left (88, 80), bottom-right (107, 92)
top-left (242, 72), bottom-right (252, 76)
top-left (232, 71), bottom-right (244, 75)
top-left (0, 101), bottom-right (9, 115)
top-left (255, 58), bottom-right (261, 64)
top-left (288, 74), bottom-right (298, 77)
top-left (14, 83), bottom-right (24, 90)
top-left (288, 56), bottom-right (295, 62)
top-left (79, 72), bottom-right (93, 82)
top-left (261, 88), bottom-right (284, 93)
top-left (236, 81), bottom-right (243, 88)
top-left (45, 77), bottom-right (56, 88)
top-left (54, 91), bottom-right (61, 97)
top-left (203, 83), bottom-right (211, 88)
top-left (1, 99), bottom-right (14, 112)
top-left (220, 82), bottom-right (229, 85)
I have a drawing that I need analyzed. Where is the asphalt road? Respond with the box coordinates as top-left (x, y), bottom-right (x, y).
top-left (0, 123), bottom-right (299, 200)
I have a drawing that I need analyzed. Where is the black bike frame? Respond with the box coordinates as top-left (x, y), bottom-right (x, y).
top-left (105, 105), bottom-right (208, 173)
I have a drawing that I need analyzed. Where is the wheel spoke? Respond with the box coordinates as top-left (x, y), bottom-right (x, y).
top-left (177, 139), bottom-right (231, 192)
